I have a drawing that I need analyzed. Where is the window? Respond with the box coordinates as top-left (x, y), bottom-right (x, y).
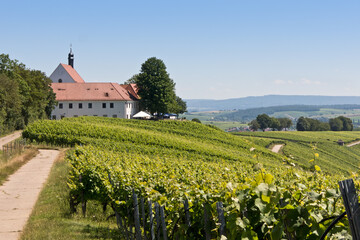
top-left (110, 103), bottom-right (114, 108)
top-left (74, 115), bottom-right (78, 117)
top-left (59, 103), bottom-right (63, 109)
top-left (103, 115), bottom-right (108, 117)
top-left (88, 103), bottom-right (92, 109)
top-left (79, 103), bottom-right (82, 109)
top-left (102, 103), bottom-right (106, 108)
top-left (93, 115), bottom-right (98, 116)
top-left (69, 103), bottom-right (73, 109)
top-left (58, 79), bottom-right (62, 83)
top-left (112, 115), bottom-right (117, 118)
top-left (61, 115), bottom-right (65, 119)
top-left (52, 115), bottom-right (56, 120)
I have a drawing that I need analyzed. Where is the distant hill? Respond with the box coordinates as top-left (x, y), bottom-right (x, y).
top-left (185, 95), bottom-right (360, 111)
top-left (214, 104), bottom-right (360, 122)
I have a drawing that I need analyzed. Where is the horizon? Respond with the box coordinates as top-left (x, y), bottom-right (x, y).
top-left (186, 94), bottom-right (360, 101)
top-left (2, 1), bottom-right (359, 99)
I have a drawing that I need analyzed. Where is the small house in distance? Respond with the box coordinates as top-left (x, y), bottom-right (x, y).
top-left (49, 49), bottom-right (140, 119)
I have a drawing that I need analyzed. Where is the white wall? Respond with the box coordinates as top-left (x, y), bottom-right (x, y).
top-left (49, 64), bottom-right (76, 83)
top-left (51, 100), bottom-right (139, 119)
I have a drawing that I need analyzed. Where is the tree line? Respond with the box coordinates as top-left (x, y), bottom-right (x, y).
top-left (297, 116), bottom-right (353, 131)
top-left (249, 114), bottom-right (292, 131)
top-left (249, 113), bottom-right (353, 131)
top-left (0, 54), bottom-right (56, 133)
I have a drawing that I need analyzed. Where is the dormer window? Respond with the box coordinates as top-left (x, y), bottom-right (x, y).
top-left (105, 92), bottom-right (109, 97)
top-left (58, 79), bottom-right (62, 83)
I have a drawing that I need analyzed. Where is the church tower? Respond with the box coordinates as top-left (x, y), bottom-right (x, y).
top-left (68, 48), bottom-right (74, 68)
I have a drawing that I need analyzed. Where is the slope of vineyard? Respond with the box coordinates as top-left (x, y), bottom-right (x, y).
top-left (235, 131), bottom-right (360, 174)
top-left (23, 117), bottom-right (356, 239)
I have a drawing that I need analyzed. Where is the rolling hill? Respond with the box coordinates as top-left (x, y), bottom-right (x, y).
top-left (186, 95), bottom-right (360, 111)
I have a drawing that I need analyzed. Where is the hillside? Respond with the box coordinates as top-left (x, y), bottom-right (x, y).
top-left (186, 95), bottom-right (360, 111)
top-left (22, 117), bottom-right (356, 239)
top-left (214, 104), bottom-right (360, 122)
top-left (234, 131), bottom-right (360, 174)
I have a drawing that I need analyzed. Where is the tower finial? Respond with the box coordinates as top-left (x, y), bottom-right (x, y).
top-left (68, 45), bottom-right (74, 68)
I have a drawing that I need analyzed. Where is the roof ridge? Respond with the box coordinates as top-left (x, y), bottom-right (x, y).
top-left (110, 83), bottom-right (129, 100)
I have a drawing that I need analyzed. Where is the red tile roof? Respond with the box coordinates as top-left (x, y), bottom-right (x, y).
top-left (122, 83), bottom-right (140, 99)
top-left (51, 83), bottom-right (138, 101)
top-left (61, 64), bottom-right (85, 83)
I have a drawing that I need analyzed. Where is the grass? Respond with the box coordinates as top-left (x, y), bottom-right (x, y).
top-left (0, 147), bottom-right (38, 185)
top-left (20, 149), bottom-right (122, 240)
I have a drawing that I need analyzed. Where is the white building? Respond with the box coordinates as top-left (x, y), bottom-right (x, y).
top-left (49, 49), bottom-right (139, 119)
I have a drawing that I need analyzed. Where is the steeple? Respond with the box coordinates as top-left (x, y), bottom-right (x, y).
top-left (68, 46), bottom-right (74, 68)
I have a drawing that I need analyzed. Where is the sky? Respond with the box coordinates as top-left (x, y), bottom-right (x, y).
top-left (2, 1), bottom-right (360, 99)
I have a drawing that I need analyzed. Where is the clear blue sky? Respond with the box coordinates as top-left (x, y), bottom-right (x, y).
top-left (2, 1), bottom-right (359, 99)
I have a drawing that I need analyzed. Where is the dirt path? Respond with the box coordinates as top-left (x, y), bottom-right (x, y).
top-left (347, 140), bottom-right (360, 147)
top-left (0, 131), bottom-right (23, 149)
top-left (0, 149), bottom-right (60, 240)
top-left (271, 144), bottom-right (284, 153)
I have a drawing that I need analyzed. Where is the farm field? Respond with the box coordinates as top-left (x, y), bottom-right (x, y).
top-left (21, 117), bottom-right (359, 239)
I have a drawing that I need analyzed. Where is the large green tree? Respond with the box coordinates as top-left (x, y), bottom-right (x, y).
top-left (278, 118), bottom-right (292, 131)
top-left (0, 54), bottom-right (56, 131)
top-left (136, 57), bottom-right (186, 115)
top-left (256, 114), bottom-right (272, 131)
top-left (329, 116), bottom-right (353, 131)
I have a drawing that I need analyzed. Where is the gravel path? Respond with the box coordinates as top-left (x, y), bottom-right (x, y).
top-left (0, 149), bottom-right (60, 240)
top-left (347, 140), bottom-right (360, 147)
top-left (271, 144), bottom-right (284, 153)
top-left (0, 131), bottom-right (23, 149)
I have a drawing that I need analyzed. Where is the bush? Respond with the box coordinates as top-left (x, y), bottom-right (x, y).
top-left (191, 118), bottom-right (201, 123)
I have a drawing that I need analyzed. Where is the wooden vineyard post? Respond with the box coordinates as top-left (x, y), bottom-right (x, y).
top-left (339, 179), bottom-right (360, 240)
top-left (78, 175), bottom-right (86, 217)
top-left (132, 190), bottom-right (142, 240)
top-left (149, 201), bottom-right (155, 240)
top-left (155, 203), bottom-right (161, 240)
top-left (216, 202), bottom-right (226, 238)
top-left (160, 205), bottom-right (167, 240)
top-left (203, 204), bottom-right (211, 240)
top-left (184, 199), bottom-right (191, 228)
top-left (140, 198), bottom-right (146, 240)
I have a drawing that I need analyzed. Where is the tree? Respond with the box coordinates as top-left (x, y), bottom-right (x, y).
top-left (278, 118), bottom-right (292, 131)
top-left (296, 117), bottom-right (309, 131)
top-left (0, 54), bottom-right (56, 131)
top-left (269, 117), bottom-right (280, 131)
top-left (135, 57), bottom-right (186, 115)
top-left (124, 74), bottom-right (139, 84)
top-left (192, 118), bottom-right (201, 123)
top-left (329, 116), bottom-right (353, 131)
top-left (256, 114), bottom-right (272, 131)
top-left (249, 119), bottom-right (260, 131)
top-left (338, 116), bottom-right (353, 131)
top-left (297, 117), bottom-right (330, 131)
top-left (170, 96), bottom-right (187, 114)
top-left (329, 118), bottom-right (342, 131)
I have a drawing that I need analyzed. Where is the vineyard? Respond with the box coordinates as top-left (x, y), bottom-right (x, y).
top-left (22, 117), bottom-right (360, 239)
top-left (236, 131), bottom-right (360, 174)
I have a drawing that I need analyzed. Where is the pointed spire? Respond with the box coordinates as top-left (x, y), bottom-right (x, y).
top-left (68, 45), bottom-right (74, 68)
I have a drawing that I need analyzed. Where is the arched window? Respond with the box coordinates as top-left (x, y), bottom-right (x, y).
top-left (58, 79), bottom-right (63, 83)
